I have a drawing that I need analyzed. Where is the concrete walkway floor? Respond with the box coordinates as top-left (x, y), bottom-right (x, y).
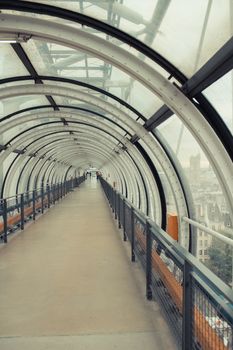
top-left (0, 179), bottom-right (177, 350)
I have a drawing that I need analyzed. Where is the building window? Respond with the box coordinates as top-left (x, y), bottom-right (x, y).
top-left (204, 250), bottom-right (208, 255)
top-left (199, 250), bottom-right (202, 255)
top-left (204, 240), bottom-right (208, 247)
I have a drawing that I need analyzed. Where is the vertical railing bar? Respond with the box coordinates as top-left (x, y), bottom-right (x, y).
top-left (146, 220), bottom-right (152, 300)
top-left (182, 261), bottom-right (193, 350)
top-left (118, 193), bottom-right (121, 229)
top-left (3, 199), bottom-right (7, 243)
top-left (33, 190), bottom-right (36, 220)
top-left (123, 199), bottom-right (127, 241)
top-left (41, 186), bottom-right (44, 214)
top-left (47, 184), bottom-right (50, 209)
top-left (20, 193), bottom-right (24, 230)
top-left (131, 207), bottom-right (135, 262)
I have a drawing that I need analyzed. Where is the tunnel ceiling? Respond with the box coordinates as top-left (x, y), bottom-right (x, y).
top-left (0, 0), bottom-right (232, 248)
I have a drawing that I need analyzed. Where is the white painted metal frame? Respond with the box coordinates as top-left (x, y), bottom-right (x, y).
top-left (0, 15), bottom-right (231, 245)
top-left (1, 116), bottom-right (159, 220)
top-left (0, 15), bottom-right (231, 213)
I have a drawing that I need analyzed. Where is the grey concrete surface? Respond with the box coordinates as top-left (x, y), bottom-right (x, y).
top-left (0, 178), bottom-right (177, 349)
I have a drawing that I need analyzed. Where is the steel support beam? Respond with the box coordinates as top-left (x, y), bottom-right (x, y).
top-left (11, 43), bottom-right (59, 110)
top-left (182, 37), bottom-right (233, 97)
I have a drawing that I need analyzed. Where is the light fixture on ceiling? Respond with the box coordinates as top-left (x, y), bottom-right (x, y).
top-left (0, 33), bottom-right (32, 44)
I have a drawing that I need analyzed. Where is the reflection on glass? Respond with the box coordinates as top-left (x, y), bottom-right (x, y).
top-left (17, 0), bottom-right (231, 77)
top-left (157, 115), bottom-right (230, 221)
top-left (203, 70), bottom-right (233, 134)
top-left (0, 95), bottom-right (49, 117)
top-left (157, 115), bottom-right (232, 283)
top-left (0, 44), bottom-right (28, 78)
top-left (198, 230), bottom-right (233, 288)
top-left (138, 139), bottom-right (177, 217)
top-left (22, 40), bottom-right (162, 118)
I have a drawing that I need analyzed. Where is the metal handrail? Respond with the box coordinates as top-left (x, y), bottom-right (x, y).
top-left (100, 177), bottom-right (233, 350)
top-left (183, 216), bottom-right (233, 247)
top-left (0, 175), bottom-right (86, 243)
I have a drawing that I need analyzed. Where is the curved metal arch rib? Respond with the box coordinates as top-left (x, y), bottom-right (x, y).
top-left (1, 125), bottom-right (122, 196)
top-left (0, 14), bottom-right (231, 220)
top-left (0, 83), bottom-right (191, 242)
top-left (2, 126), bottom-right (146, 206)
top-left (0, 0), bottom-right (187, 83)
top-left (0, 110), bottom-right (131, 142)
top-left (0, 75), bottom-right (146, 122)
top-left (3, 124), bottom-right (154, 217)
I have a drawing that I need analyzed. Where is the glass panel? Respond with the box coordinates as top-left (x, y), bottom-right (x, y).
top-left (22, 40), bottom-right (162, 119)
top-left (138, 138), bottom-right (178, 218)
top-left (197, 229), bottom-right (233, 287)
top-left (52, 97), bottom-right (134, 136)
top-left (157, 115), bottom-right (232, 266)
top-left (203, 70), bottom-right (233, 134)
top-left (0, 95), bottom-right (49, 117)
top-left (150, 0), bottom-right (231, 76)
top-left (16, 0), bottom-right (232, 77)
top-left (3, 118), bottom-right (56, 143)
top-left (0, 44), bottom-right (28, 78)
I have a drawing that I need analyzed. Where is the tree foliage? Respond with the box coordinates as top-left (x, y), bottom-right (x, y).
top-left (206, 237), bottom-right (232, 286)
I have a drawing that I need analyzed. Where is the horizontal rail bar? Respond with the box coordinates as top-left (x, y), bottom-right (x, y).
top-left (183, 216), bottom-right (233, 248)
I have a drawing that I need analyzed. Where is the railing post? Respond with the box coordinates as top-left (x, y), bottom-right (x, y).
top-left (107, 184), bottom-right (110, 202)
top-left (55, 184), bottom-right (57, 202)
top-left (41, 187), bottom-right (44, 214)
top-left (106, 184), bottom-right (109, 201)
top-left (111, 188), bottom-right (114, 212)
top-left (3, 199), bottom-right (7, 243)
top-left (57, 184), bottom-right (60, 201)
top-left (53, 185), bottom-right (55, 204)
top-left (118, 194), bottom-right (121, 229)
top-left (123, 199), bottom-right (127, 241)
top-left (47, 185), bottom-right (50, 208)
top-left (182, 260), bottom-right (193, 350)
top-left (33, 190), bottom-right (36, 220)
top-left (114, 191), bottom-right (117, 220)
top-left (131, 207), bottom-right (135, 262)
top-left (26, 191), bottom-right (29, 207)
top-left (20, 194), bottom-right (24, 230)
top-left (146, 220), bottom-right (152, 300)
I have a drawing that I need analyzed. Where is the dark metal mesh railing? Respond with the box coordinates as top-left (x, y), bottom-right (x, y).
top-left (0, 176), bottom-right (85, 244)
top-left (134, 212), bottom-right (147, 271)
top-left (151, 227), bottom-right (183, 347)
top-left (125, 202), bottom-right (132, 241)
top-left (100, 177), bottom-right (233, 350)
top-left (191, 274), bottom-right (232, 349)
top-left (120, 198), bottom-right (124, 227)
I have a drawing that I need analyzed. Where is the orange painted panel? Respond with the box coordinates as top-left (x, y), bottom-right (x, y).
top-left (167, 213), bottom-right (178, 241)
top-left (135, 227), bottom-right (227, 350)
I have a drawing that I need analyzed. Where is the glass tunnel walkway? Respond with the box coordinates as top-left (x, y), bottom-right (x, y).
top-left (0, 176), bottom-right (232, 350)
top-left (0, 178), bottom-right (176, 350)
top-left (0, 1), bottom-right (233, 349)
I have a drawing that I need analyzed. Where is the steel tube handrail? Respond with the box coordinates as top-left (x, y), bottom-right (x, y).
top-left (183, 216), bottom-right (233, 248)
